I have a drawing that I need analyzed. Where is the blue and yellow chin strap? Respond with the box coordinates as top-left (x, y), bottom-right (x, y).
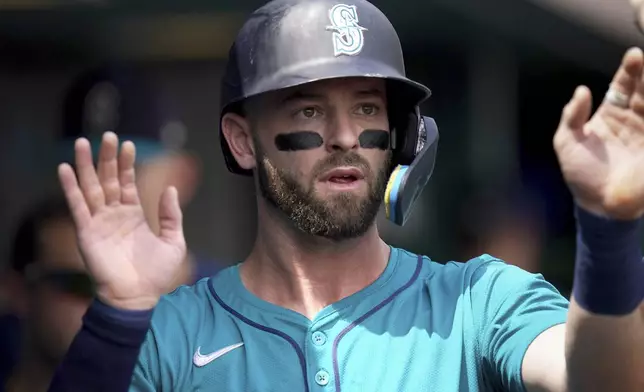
top-left (385, 116), bottom-right (439, 227)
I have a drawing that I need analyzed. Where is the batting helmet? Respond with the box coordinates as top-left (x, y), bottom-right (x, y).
top-left (219, 0), bottom-right (439, 226)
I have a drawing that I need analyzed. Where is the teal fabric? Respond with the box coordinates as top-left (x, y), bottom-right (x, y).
top-left (131, 247), bottom-right (568, 391)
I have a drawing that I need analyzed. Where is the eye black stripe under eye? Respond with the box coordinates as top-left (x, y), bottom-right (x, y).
top-left (274, 131), bottom-right (324, 151)
top-left (358, 130), bottom-right (389, 150)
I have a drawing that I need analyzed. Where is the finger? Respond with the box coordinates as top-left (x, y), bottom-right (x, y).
top-left (630, 53), bottom-right (644, 117)
top-left (75, 138), bottom-right (105, 213)
top-left (606, 47), bottom-right (643, 105)
top-left (158, 186), bottom-right (183, 241)
top-left (97, 132), bottom-right (121, 206)
top-left (119, 141), bottom-right (140, 205)
top-left (560, 86), bottom-right (592, 132)
top-left (631, 80), bottom-right (644, 117)
top-left (58, 163), bottom-right (92, 229)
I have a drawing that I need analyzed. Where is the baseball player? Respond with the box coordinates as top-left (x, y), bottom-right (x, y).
top-left (49, 0), bottom-right (644, 391)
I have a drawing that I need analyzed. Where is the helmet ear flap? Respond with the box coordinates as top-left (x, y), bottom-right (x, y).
top-left (384, 114), bottom-right (439, 226)
top-left (390, 107), bottom-right (421, 166)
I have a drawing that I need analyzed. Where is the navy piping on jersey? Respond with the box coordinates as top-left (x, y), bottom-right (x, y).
top-left (209, 283), bottom-right (311, 392)
top-left (208, 253), bottom-right (423, 392)
top-left (332, 254), bottom-right (423, 392)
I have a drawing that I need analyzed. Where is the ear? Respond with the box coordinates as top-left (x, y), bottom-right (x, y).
top-left (221, 112), bottom-right (256, 171)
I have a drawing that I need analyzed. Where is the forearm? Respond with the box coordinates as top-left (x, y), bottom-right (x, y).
top-left (566, 299), bottom-right (644, 391)
top-left (565, 206), bottom-right (644, 392)
top-left (47, 299), bottom-right (154, 392)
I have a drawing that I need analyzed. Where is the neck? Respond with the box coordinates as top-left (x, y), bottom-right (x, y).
top-left (240, 203), bottom-right (390, 320)
top-left (6, 348), bottom-right (55, 392)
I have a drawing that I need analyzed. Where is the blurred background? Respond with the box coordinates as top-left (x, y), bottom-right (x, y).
top-left (0, 1), bottom-right (642, 388)
top-left (1, 0), bottom-right (643, 289)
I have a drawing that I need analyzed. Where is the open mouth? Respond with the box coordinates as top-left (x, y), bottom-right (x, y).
top-left (318, 167), bottom-right (365, 189)
top-left (328, 174), bottom-right (359, 184)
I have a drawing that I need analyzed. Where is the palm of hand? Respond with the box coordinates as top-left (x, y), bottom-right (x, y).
top-left (77, 204), bottom-right (186, 306)
top-left (554, 48), bottom-right (644, 220)
top-left (58, 132), bottom-right (186, 310)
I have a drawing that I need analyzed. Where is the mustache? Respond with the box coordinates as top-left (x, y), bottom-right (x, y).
top-left (311, 152), bottom-right (372, 179)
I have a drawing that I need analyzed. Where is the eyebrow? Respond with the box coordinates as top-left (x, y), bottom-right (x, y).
top-left (281, 88), bottom-right (385, 104)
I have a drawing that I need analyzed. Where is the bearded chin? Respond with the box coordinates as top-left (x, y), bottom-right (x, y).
top-left (256, 153), bottom-right (391, 241)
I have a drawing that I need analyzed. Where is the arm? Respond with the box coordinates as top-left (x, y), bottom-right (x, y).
top-left (522, 207), bottom-right (644, 392)
top-left (522, 47), bottom-right (644, 392)
top-left (49, 132), bottom-right (187, 387)
top-left (48, 300), bottom-right (155, 392)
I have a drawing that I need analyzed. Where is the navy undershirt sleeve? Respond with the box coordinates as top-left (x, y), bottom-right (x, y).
top-left (47, 299), bottom-right (154, 392)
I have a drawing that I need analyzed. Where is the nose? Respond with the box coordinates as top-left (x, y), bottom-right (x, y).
top-left (325, 111), bottom-right (359, 153)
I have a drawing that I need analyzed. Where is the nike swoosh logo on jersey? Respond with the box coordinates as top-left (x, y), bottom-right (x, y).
top-left (193, 342), bottom-right (244, 367)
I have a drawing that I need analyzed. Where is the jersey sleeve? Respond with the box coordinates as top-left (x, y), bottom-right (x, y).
top-left (129, 282), bottom-right (209, 391)
top-left (130, 329), bottom-right (161, 391)
top-left (471, 256), bottom-right (569, 392)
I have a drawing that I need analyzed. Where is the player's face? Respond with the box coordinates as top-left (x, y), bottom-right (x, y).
top-left (26, 217), bottom-right (93, 364)
top-left (251, 77), bottom-right (392, 240)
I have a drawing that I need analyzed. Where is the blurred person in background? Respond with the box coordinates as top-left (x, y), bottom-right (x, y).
top-left (0, 198), bottom-right (90, 392)
top-left (57, 64), bottom-right (223, 286)
top-left (632, 0), bottom-right (644, 32)
top-left (0, 64), bottom-right (224, 392)
top-left (455, 189), bottom-right (577, 297)
top-left (457, 189), bottom-right (545, 273)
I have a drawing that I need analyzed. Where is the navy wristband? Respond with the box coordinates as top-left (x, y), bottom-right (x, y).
top-left (572, 204), bottom-right (644, 315)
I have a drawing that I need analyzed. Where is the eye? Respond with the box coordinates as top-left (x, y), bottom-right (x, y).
top-left (356, 104), bottom-right (380, 116)
top-left (296, 107), bottom-right (321, 119)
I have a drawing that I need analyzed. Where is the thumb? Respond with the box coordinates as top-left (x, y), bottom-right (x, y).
top-left (560, 86), bottom-right (592, 132)
top-left (158, 186), bottom-right (183, 241)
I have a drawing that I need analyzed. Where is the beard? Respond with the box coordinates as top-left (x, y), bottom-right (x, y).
top-left (256, 145), bottom-right (391, 241)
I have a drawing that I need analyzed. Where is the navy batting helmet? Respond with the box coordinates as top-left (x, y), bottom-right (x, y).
top-left (219, 0), bottom-right (439, 226)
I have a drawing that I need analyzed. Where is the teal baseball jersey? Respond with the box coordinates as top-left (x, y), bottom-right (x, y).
top-left (132, 247), bottom-right (569, 391)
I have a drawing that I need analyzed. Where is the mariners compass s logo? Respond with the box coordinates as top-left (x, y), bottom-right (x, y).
top-left (326, 4), bottom-right (368, 56)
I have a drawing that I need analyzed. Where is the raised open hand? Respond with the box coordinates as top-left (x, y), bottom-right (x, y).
top-left (554, 47), bottom-right (644, 220)
top-left (58, 131), bottom-right (186, 310)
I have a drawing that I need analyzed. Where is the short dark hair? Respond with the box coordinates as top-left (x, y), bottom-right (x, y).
top-left (10, 198), bottom-right (71, 274)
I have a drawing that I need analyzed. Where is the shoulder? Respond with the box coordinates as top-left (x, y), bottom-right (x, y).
top-left (135, 275), bottom-right (223, 388)
top-left (144, 274), bottom-right (225, 357)
top-left (396, 249), bottom-right (566, 307)
top-left (150, 276), bottom-right (217, 331)
top-left (398, 249), bottom-right (512, 286)
top-left (428, 254), bottom-right (569, 322)
top-left (421, 252), bottom-right (541, 289)
top-left (453, 254), bottom-right (565, 306)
